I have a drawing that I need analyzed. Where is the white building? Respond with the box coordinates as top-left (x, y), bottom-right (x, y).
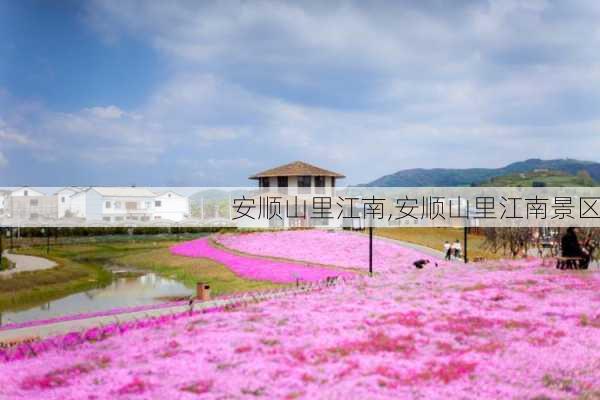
top-left (68, 187), bottom-right (189, 222)
top-left (0, 190), bottom-right (10, 215)
top-left (246, 161), bottom-right (345, 228)
top-left (9, 187), bottom-right (45, 197)
top-left (56, 187), bottom-right (87, 218)
top-left (4, 187), bottom-right (57, 220)
top-left (249, 160), bottom-right (344, 195)
top-left (152, 191), bottom-right (190, 221)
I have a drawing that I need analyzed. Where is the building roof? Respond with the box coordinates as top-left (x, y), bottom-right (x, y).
top-left (92, 187), bottom-right (158, 197)
top-left (155, 190), bottom-right (186, 198)
top-left (10, 187), bottom-right (45, 196)
top-left (55, 186), bottom-right (88, 195)
top-left (249, 161), bottom-right (345, 179)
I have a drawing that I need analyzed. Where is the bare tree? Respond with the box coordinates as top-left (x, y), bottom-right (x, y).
top-left (483, 227), bottom-right (600, 260)
top-left (482, 227), bottom-right (533, 258)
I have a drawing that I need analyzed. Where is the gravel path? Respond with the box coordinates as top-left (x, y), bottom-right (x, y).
top-left (0, 251), bottom-right (57, 277)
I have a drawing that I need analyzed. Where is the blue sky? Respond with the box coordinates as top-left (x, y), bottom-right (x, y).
top-left (1, 0), bottom-right (600, 186)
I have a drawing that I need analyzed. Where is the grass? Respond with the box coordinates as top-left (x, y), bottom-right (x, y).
top-left (2, 238), bottom-right (281, 312)
top-left (0, 253), bottom-right (111, 312)
top-left (374, 227), bottom-right (501, 260)
top-left (0, 257), bottom-right (15, 271)
top-left (116, 248), bottom-right (281, 295)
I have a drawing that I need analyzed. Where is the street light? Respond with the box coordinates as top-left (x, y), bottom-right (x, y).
top-left (463, 226), bottom-right (468, 263)
top-left (369, 225), bottom-right (373, 276)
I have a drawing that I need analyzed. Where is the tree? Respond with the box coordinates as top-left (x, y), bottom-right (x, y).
top-left (482, 227), bottom-right (532, 257)
top-left (576, 170), bottom-right (594, 186)
top-left (483, 227), bottom-right (600, 261)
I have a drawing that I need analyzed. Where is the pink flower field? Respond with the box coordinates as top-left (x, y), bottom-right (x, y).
top-left (215, 230), bottom-right (433, 272)
top-left (170, 237), bottom-right (355, 283)
top-left (2, 247), bottom-right (600, 399)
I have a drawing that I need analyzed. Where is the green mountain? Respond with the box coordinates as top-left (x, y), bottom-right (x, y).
top-left (477, 170), bottom-right (597, 187)
top-left (364, 158), bottom-right (600, 187)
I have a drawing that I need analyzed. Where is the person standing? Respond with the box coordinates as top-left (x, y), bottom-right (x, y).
top-left (443, 241), bottom-right (451, 260)
top-left (561, 227), bottom-right (590, 269)
top-left (453, 240), bottom-right (462, 259)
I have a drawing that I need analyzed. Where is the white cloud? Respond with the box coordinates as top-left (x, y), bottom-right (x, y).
top-left (198, 127), bottom-right (242, 141)
top-left (0, 129), bottom-right (30, 145)
top-left (84, 105), bottom-right (127, 119)
top-left (5, 1), bottom-right (600, 184)
top-left (0, 118), bottom-right (31, 145)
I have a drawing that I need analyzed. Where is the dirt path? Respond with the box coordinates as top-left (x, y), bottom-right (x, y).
top-left (0, 251), bottom-right (57, 277)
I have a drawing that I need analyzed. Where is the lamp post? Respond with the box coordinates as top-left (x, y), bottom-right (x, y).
top-left (369, 225), bottom-right (373, 276)
top-left (368, 210), bottom-right (374, 277)
top-left (463, 226), bottom-right (468, 263)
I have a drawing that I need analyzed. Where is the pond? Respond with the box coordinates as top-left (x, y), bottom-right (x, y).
top-left (0, 269), bottom-right (194, 326)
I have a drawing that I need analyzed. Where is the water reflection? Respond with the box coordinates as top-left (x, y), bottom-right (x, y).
top-left (1, 271), bottom-right (193, 325)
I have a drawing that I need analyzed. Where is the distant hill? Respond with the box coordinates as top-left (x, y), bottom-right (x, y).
top-left (477, 170), bottom-right (597, 187)
top-left (364, 158), bottom-right (600, 187)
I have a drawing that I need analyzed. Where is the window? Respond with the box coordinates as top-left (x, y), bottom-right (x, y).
top-left (298, 176), bottom-right (311, 187)
top-left (154, 216), bottom-right (162, 220)
top-left (61, 196), bottom-right (66, 203)
top-left (115, 216), bottom-right (124, 222)
top-left (259, 177), bottom-right (270, 188)
top-left (315, 176), bottom-right (325, 194)
top-left (298, 176), bottom-right (311, 194)
top-left (145, 201), bottom-right (151, 209)
top-left (24, 190), bottom-right (28, 196)
top-left (277, 176), bottom-right (288, 193)
top-left (105, 201), bottom-right (111, 209)
top-left (277, 176), bottom-right (288, 187)
top-left (30, 199), bottom-right (39, 206)
top-left (102, 216), bottom-right (111, 222)
top-left (114, 201), bottom-right (122, 209)
top-left (155, 200), bottom-right (162, 207)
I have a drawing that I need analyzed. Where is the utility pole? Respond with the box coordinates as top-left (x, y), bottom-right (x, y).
top-left (369, 226), bottom-right (373, 276)
top-left (463, 226), bottom-right (468, 263)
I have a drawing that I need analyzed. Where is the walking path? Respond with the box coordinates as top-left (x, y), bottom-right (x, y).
top-left (0, 251), bottom-right (57, 277)
top-left (349, 230), bottom-right (447, 260)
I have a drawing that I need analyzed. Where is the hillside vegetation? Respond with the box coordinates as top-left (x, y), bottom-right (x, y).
top-left (365, 158), bottom-right (600, 186)
top-left (477, 169), bottom-right (597, 187)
